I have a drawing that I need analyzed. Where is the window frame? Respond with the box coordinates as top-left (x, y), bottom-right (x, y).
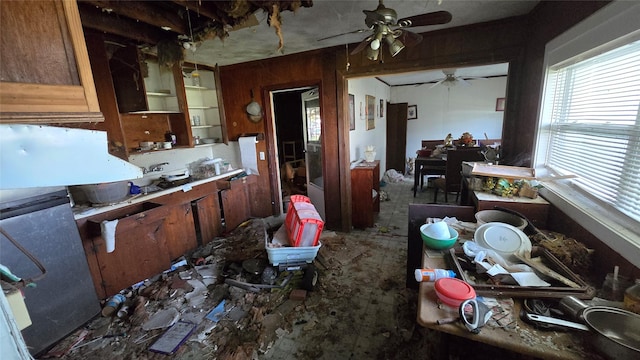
top-left (533, 1), bottom-right (640, 267)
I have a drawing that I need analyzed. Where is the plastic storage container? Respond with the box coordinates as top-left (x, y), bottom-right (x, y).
top-left (624, 279), bottom-right (640, 314)
top-left (284, 195), bottom-right (324, 247)
top-left (266, 224), bottom-right (321, 266)
top-left (434, 278), bottom-right (476, 308)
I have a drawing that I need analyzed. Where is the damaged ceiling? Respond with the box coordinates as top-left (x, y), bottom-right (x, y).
top-left (79, 0), bottom-right (540, 69)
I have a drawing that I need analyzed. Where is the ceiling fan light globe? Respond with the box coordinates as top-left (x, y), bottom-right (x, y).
top-left (366, 47), bottom-right (379, 61)
top-left (370, 38), bottom-right (381, 50)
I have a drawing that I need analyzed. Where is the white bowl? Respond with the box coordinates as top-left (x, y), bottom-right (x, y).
top-left (475, 210), bottom-right (527, 230)
top-left (422, 222), bottom-right (450, 240)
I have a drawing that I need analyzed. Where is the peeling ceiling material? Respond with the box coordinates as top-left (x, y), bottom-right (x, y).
top-left (79, 1), bottom-right (539, 68)
top-left (78, 0), bottom-right (314, 65)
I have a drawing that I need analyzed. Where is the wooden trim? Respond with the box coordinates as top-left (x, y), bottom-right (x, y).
top-left (63, 0), bottom-right (100, 112)
top-left (0, 82), bottom-right (95, 113)
top-left (0, 112), bottom-right (104, 124)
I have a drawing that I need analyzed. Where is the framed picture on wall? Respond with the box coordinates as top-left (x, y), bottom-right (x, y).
top-left (407, 105), bottom-right (418, 120)
top-left (496, 97), bottom-right (506, 111)
top-left (366, 95), bottom-right (375, 130)
top-left (349, 94), bottom-right (355, 131)
top-left (379, 99), bottom-right (384, 117)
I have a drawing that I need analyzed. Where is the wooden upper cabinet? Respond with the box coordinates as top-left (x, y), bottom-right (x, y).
top-left (0, 0), bottom-right (102, 123)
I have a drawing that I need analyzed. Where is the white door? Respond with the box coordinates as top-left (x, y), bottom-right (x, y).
top-left (301, 88), bottom-right (325, 220)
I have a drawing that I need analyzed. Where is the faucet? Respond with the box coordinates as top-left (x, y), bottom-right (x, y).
top-left (145, 162), bottom-right (169, 174)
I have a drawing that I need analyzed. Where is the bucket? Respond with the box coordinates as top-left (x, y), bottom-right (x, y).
top-left (475, 209), bottom-right (527, 230)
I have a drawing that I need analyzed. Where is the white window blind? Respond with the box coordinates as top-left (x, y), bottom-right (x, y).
top-left (544, 40), bottom-right (640, 221)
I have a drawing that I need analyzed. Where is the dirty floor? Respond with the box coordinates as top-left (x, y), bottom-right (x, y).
top-left (39, 177), bottom-right (521, 360)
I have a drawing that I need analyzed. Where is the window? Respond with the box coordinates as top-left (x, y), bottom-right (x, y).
top-left (535, 1), bottom-right (640, 265)
top-left (544, 40), bottom-right (640, 220)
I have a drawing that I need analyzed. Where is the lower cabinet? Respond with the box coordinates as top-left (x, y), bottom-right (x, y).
top-left (78, 185), bottom-right (218, 298)
top-left (162, 202), bottom-right (198, 260)
top-left (193, 193), bottom-right (223, 245)
top-left (80, 202), bottom-right (173, 298)
top-left (218, 175), bottom-right (257, 232)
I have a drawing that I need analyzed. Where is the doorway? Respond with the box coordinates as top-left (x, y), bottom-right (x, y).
top-left (271, 86), bottom-right (325, 219)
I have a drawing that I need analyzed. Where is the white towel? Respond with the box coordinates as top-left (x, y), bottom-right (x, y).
top-left (239, 136), bottom-right (259, 175)
top-left (101, 219), bottom-right (119, 253)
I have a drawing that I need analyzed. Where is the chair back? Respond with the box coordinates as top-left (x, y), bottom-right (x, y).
top-left (421, 140), bottom-right (443, 150)
top-left (443, 148), bottom-right (484, 192)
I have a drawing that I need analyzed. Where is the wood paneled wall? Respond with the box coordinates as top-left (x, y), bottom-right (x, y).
top-left (217, 2), bottom-right (609, 231)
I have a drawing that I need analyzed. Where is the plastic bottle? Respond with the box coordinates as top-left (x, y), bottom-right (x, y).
top-left (415, 268), bottom-right (456, 282)
top-left (101, 294), bottom-right (126, 317)
top-left (623, 279), bottom-right (640, 314)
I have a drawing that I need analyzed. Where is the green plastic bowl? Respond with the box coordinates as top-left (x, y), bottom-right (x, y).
top-left (420, 223), bottom-right (458, 250)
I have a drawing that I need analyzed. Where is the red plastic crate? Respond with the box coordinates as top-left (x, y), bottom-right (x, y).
top-left (285, 195), bottom-right (311, 231)
top-left (285, 202), bottom-right (324, 247)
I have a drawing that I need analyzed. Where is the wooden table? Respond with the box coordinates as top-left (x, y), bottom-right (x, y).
top-left (414, 156), bottom-right (446, 197)
top-left (418, 251), bottom-right (602, 360)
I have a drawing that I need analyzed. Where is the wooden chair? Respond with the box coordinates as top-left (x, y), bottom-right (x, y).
top-left (418, 140), bottom-right (445, 189)
top-left (433, 148), bottom-right (484, 203)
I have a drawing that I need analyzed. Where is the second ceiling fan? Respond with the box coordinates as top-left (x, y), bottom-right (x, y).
top-left (318, 0), bottom-right (452, 61)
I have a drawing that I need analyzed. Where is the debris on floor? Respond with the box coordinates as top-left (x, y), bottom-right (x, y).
top-left (41, 215), bottom-right (424, 360)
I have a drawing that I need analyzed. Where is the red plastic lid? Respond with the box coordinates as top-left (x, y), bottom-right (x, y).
top-left (435, 278), bottom-right (476, 302)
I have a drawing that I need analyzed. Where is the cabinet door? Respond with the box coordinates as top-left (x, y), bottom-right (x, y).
top-left (90, 203), bottom-right (171, 297)
top-left (0, 0), bottom-right (102, 123)
top-left (183, 64), bottom-right (227, 145)
top-left (220, 179), bottom-right (251, 232)
top-left (163, 203), bottom-right (198, 260)
top-left (194, 194), bottom-right (223, 245)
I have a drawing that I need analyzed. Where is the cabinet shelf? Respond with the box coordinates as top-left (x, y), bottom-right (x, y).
top-left (185, 85), bottom-right (211, 90)
top-left (146, 92), bottom-right (174, 97)
top-left (188, 106), bottom-right (218, 110)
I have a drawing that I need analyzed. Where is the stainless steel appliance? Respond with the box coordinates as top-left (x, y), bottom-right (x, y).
top-left (0, 189), bottom-right (100, 356)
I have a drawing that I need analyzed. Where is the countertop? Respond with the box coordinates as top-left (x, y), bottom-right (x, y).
top-left (418, 249), bottom-right (603, 360)
top-left (72, 169), bottom-right (244, 220)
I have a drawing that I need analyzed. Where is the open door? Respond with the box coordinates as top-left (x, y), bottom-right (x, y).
top-left (386, 102), bottom-right (408, 173)
top-left (301, 88), bottom-right (325, 220)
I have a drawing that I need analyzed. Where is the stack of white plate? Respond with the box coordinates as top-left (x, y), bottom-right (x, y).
top-left (474, 223), bottom-right (531, 261)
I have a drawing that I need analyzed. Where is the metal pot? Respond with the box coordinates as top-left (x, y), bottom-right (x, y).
top-left (582, 306), bottom-right (640, 360)
top-left (534, 297), bottom-right (640, 360)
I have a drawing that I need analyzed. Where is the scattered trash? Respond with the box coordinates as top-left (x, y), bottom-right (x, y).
top-left (205, 300), bottom-right (226, 323)
top-left (142, 307), bottom-right (180, 331)
top-left (148, 321), bottom-right (196, 355)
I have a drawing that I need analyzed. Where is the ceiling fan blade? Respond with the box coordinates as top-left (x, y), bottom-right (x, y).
top-left (350, 35), bottom-right (373, 55)
top-left (397, 11), bottom-right (452, 28)
top-left (317, 28), bottom-right (369, 42)
top-left (429, 79), bottom-right (445, 88)
top-left (458, 78), bottom-right (472, 86)
top-left (398, 30), bottom-right (423, 47)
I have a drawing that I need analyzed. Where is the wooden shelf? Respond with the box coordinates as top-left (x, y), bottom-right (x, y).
top-left (185, 85), bottom-right (211, 90)
top-left (188, 106), bottom-right (218, 110)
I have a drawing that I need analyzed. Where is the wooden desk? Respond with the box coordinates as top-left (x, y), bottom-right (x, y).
top-left (418, 253), bottom-right (601, 360)
top-left (414, 156), bottom-right (446, 197)
top-left (472, 191), bottom-right (550, 228)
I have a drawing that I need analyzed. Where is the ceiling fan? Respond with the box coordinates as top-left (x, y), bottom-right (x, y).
top-left (430, 69), bottom-right (475, 88)
top-left (318, 0), bottom-right (452, 61)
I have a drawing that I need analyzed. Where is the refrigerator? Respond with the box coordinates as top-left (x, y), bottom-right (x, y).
top-left (0, 188), bottom-right (100, 356)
